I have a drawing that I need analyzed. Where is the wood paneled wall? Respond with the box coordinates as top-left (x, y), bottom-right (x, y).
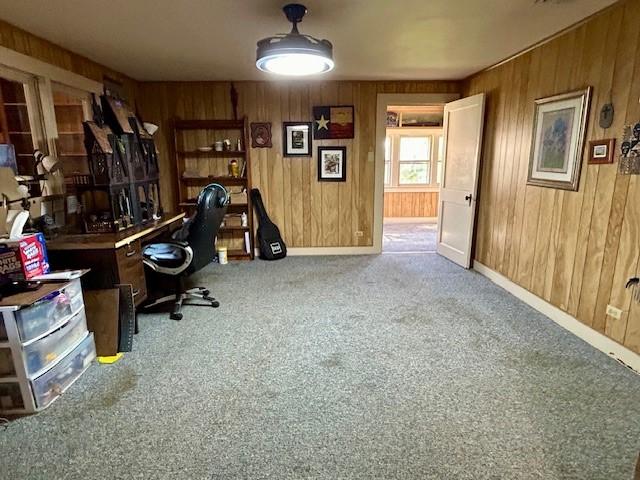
top-left (383, 191), bottom-right (438, 218)
top-left (465, 0), bottom-right (640, 354)
top-left (0, 20), bottom-right (137, 101)
top-left (137, 81), bottom-right (460, 248)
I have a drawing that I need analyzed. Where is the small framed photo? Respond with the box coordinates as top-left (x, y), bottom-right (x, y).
top-left (250, 122), bottom-right (272, 148)
top-left (283, 122), bottom-right (312, 156)
top-left (317, 146), bottom-right (347, 182)
top-left (588, 138), bottom-right (615, 164)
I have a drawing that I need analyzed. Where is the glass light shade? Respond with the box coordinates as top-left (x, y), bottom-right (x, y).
top-left (256, 52), bottom-right (334, 76)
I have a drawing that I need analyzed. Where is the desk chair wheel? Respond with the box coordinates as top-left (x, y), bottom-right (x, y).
top-left (211, 300), bottom-right (220, 308)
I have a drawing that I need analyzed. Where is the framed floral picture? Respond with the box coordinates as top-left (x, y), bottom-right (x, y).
top-left (283, 122), bottom-right (312, 157)
top-left (318, 146), bottom-right (346, 182)
top-left (527, 87), bottom-right (592, 191)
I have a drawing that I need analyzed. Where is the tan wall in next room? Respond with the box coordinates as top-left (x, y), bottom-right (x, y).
top-left (465, 0), bottom-right (640, 354)
top-left (383, 191), bottom-right (438, 218)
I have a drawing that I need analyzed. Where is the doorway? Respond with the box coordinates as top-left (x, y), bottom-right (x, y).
top-left (375, 93), bottom-right (486, 268)
top-left (382, 105), bottom-right (444, 253)
top-left (373, 93), bottom-right (459, 254)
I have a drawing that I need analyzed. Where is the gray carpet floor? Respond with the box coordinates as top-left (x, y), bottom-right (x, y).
top-left (1, 254), bottom-right (640, 479)
top-left (383, 222), bottom-right (437, 252)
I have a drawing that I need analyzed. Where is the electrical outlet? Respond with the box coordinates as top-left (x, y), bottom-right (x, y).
top-left (355, 230), bottom-right (364, 237)
top-left (606, 305), bottom-right (623, 319)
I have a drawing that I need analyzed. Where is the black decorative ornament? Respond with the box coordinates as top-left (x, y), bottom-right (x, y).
top-left (599, 103), bottom-right (614, 129)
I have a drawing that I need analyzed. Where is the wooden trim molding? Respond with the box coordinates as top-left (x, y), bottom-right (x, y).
top-left (0, 45), bottom-right (102, 94)
top-left (285, 246), bottom-right (378, 256)
top-left (474, 261), bottom-right (640, 374)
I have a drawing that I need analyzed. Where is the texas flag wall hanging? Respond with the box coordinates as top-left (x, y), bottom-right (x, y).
top-left (312, 105), bottom-right (355, 139)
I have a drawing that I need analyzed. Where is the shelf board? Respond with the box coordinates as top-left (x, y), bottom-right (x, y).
top-left (227, 249), bottom-right (252, 259)
top-left (58, 131), bottom-right (84, 135)
top-left (3, 102), bottom-right (27, 107)
top-left (8, 131), bottom-right (31, 135)
top-left (219, 226), bottom-right (250, 232)
top-left (178, 202), bottom-right (248, 212)
top-left (58, 153), bottom-right (87, 157)
top-left (178, 150), bottom-right (246, 158)
top-left (181, 175), bottom-right (246, 186)
top-left (54, 103), bottom-right (83, 108)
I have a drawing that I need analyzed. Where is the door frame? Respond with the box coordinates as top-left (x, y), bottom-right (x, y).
top-left (373, 93), bottom-right (460, 253)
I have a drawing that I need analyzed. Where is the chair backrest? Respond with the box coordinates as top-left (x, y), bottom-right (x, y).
top-left (183, 185), bottom-right (228, 274)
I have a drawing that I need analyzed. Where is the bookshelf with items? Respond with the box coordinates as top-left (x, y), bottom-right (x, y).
top-left (172, 117), bottom-right (254, 260)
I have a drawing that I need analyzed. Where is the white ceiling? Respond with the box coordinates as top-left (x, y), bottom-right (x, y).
top-left (0, 0), bottom-right (617, 81)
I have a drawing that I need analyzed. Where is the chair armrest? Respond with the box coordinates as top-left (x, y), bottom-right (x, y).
top-left (142, 242), bottom-right (194, 276)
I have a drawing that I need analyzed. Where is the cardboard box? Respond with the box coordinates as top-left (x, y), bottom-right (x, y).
top-left (0, 233), bottom-right (50, 282)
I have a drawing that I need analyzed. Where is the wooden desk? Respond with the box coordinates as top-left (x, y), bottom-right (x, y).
top-left (47, 213), bottom-right (185, 307)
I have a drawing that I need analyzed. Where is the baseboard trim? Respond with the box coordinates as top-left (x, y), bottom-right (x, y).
top-left (473, 261), bottom-right (640, 374)
top-left (287, 246), bottom-right (378, 256)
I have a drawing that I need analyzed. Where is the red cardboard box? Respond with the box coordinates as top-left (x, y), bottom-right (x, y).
top-left (0, 233), bottom-right (50, 281)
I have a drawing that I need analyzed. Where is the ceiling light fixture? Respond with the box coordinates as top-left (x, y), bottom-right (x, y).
top-left (256, 3), bottom-right (334, 76)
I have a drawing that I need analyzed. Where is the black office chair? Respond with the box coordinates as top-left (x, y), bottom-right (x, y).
top-left (142, 184), bottom-right (228, 320)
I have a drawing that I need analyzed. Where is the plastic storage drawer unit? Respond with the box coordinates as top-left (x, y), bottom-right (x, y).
top-left (32, 333), bottom-right (95, 409)
top-left (24, 308), bottom-right (88, 376)
top-left (13, 278), bottom-right (84, 343)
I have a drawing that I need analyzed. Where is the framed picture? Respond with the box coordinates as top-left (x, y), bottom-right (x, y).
top-left (527, 87), bottom-right (592, 191)
top-left (588, 138), bottom-right (615, 164)
top-left (250, 122), bottom-right (272, 148)
top-left (283, 122), bottom-right (312, 156)
top-left (317, 146), bottom-right (347, 182)
top-left (313, 106), bottom-right (354, 139)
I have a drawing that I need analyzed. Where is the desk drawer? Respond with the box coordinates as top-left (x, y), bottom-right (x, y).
top-left (116, 241), bottom-right (147, 305)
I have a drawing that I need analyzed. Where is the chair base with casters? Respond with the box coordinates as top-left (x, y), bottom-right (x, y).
top-left (143, 278), bottom-right (219, 321)
top-left (141, 183), bottom-right (228, 320)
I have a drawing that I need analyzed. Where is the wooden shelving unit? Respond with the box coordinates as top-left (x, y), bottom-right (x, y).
top-left (0, 78), bottom-right (37, 178)
top-left (172, 117), bottom-right (254, 261)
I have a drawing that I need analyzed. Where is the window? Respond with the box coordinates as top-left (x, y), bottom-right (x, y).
top-left (384, 127), bottom-right (443, 189)
top-left (399, 136), bottom-right (431, 185)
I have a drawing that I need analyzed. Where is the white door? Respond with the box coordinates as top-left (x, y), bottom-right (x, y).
top-left (436, 93), bottom-right (486, 268)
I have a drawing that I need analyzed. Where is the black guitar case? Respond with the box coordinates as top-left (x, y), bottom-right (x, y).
top-left (250, 188), bottom-right (287, 260)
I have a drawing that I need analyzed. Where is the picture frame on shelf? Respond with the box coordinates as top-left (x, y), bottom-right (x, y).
top-left (527, 87), bottom-right (591, 191)
top-left (317, 146), bottom-right (347, 182)
top-left (588, 138), bottom-right (615, 164)
top-left (283, 122), bottom-right (312, 157)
